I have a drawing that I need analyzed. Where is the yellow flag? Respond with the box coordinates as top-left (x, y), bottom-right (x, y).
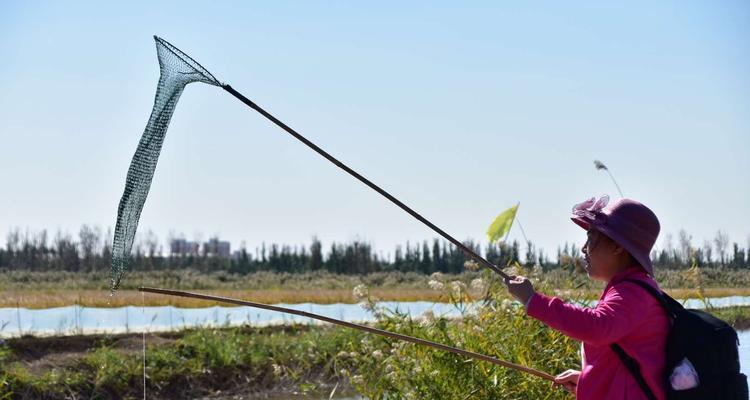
top-left (486, 204), bottom-right (519, 243)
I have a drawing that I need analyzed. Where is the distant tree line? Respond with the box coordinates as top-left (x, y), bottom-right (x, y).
top-left (0, 226), bottom-right (748, 274)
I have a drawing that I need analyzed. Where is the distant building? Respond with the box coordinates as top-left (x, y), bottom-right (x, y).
top-left (204, 238), bottom-right (231, 258)
top-left (170, 239), bottom-right (199, 257)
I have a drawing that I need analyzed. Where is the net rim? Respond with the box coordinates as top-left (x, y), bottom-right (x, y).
top-left (154, 35), bottom-right (221, 86)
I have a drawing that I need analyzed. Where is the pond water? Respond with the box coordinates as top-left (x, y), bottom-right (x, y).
top-left (0, 301), bottom-right (462, 337)
top-left (740, 330), bottom-right (750, 378)
top-left (2, 296), bottom-right (749, 338)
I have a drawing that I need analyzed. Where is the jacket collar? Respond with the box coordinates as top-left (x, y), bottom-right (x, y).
top-left (603, 266), bottom-right (649, 295)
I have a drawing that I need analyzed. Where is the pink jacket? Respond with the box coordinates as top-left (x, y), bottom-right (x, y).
top-left (527, 267), bottom-right (670, 400)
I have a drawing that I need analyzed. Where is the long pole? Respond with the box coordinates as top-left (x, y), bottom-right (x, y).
top-left (138, 286), bottom-right (553, 381)
top-left (221, 85), bottom-right (509, 280)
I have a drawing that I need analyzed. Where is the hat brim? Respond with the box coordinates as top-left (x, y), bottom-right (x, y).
top-left (571, 216), bottom-right (654, 275)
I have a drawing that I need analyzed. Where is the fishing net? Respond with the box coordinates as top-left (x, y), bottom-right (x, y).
top-left (111, 37), bottom-right (221, 291)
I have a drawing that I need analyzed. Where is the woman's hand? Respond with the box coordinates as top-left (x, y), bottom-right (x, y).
top-left (552, 369), bottom-right (580, 393)
top-left (504, 275), bottom-right (536, 306)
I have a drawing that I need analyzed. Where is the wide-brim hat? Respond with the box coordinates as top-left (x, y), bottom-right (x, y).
top-left (570, 196), bottom-right (660, 275)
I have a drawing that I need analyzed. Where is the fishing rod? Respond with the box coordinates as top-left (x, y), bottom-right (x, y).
top-left (138, 286), bottom-right (553, 382)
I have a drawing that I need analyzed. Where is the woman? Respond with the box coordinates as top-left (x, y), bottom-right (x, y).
top-left (506, 196), bottom-right (670, 399)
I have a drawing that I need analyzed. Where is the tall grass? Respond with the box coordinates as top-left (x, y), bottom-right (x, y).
top-left (335, 265), bottom-right (582, 399)
top-left (334, 265), bottom-right (750, 399)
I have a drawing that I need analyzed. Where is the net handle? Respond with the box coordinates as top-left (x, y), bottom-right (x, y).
top-left (221, 84), bottom-right (509, 280)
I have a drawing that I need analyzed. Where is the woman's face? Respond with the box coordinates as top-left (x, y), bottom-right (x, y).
top-left (582, 229), bottom-right (620, 281)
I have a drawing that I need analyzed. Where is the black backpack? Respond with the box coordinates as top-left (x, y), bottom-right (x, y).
top-left (610, 279), bottom-right (748, 400)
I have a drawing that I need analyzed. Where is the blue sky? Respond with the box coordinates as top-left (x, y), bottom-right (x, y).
top-left (1, 1), bottom-right (748, 258)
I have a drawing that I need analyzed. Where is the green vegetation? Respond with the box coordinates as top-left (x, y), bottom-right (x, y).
top-left (339, 269), bottom-right (582, 399)
top-left (710, 306), bottom-right (750, 330)
top-left (2, 265), bottom-right (748, 399)
top-left (0, 325), bottom-right (362, 399)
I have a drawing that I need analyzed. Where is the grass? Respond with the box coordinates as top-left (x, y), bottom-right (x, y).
top-left (709, 306), bottom-right (750, 330)
top-left (0, 325), bottom-right (363, 399)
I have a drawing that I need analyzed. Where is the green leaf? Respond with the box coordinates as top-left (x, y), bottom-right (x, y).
top-left (486, 204), bottom-right (519, 243)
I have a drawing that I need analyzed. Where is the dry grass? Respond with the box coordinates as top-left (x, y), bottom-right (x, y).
top-left (1, 288), bottom-right (444, 309)
top-left (4, 286), bottom-right (750, 309)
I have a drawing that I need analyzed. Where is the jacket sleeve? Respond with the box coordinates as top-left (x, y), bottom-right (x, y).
top-left (525, 283), bottom-right (644, 346)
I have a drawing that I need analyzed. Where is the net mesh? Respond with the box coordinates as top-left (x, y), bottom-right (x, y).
top-left (111, 36), bottom-right (220, 292)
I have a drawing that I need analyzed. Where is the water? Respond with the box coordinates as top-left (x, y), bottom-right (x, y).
top-left (0, 301), bottom-right (463, 337)
top-left (653, 296), bottom-right (750, 309)
top-left (2, 296), bottom-right (749, 338)
top-left (740, 330), bottom-right (750, 378)
top-left (587, 296), bottom-right (750, 309)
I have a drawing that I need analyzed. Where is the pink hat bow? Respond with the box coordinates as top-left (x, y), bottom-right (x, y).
top-left (572, 195), bottom-right (610, 221)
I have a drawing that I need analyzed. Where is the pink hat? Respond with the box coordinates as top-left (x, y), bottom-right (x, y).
top-left (571, 195), bottom-right (660, 275)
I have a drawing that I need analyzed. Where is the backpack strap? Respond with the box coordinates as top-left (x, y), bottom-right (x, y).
top-left (621, 278), bottom-right (679, 319)
top-left (610, 343), bottom-right (658, 400)
top-left (609, 278), bottom-right (672, 400)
